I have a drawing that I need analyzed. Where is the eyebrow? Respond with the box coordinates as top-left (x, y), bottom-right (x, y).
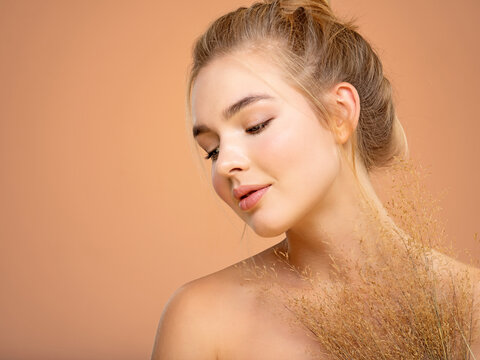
top-left (192, 93), bottom-right (273, 138)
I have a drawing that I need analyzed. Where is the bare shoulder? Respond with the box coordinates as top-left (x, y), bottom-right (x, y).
top-left (151, 266), bottom-right (241, 359)
top-left (429, 249), bottom-right (480, 306)
top-left (458, 256), bottom-right (480, 356)
top-left (429, 249), bottom-right (480, 355)
top-left (428, 248), bottom-right (480, 281)
top-left (466, 260), bottom-right (480, 357)
top-left (151, 278), bottom-right (216, 359)
top-left (151, 242), bottom-right (284, 360)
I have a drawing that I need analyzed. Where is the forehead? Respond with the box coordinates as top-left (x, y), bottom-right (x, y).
top-left (191, 53), bottom-right (292, 123)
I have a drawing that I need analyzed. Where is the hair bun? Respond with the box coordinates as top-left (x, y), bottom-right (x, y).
top-left (278, 0), bottom-right (335, 21)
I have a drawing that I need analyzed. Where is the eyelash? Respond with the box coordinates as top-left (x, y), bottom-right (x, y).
top-left (204, 118), bottom-right (273, 161)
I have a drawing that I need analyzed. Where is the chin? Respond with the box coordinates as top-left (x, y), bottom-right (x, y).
top-left (250, 226), bottom-right (284, 238)
top-left (247, 216), bottom-right (289, 238)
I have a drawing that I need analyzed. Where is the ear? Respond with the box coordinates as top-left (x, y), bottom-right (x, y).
top-left (329, 82), bottom-right (360, 145)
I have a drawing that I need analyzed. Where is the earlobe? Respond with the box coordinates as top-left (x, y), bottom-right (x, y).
top-left (330, 82), bottom-right (360, 145)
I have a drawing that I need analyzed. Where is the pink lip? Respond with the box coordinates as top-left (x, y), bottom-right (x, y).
top-left (237, 185), bottom-right (271, 211)
top-left (233, 184), bottom-right (271, 200)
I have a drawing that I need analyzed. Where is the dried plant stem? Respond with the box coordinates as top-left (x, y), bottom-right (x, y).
top-left (240, 158), bottom-right (478, 359)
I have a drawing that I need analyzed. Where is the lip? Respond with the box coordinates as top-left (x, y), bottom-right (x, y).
top-left (233, 184), bottom-right (271, 211)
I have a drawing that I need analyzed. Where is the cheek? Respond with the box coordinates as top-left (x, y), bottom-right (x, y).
top-left (248, 121), bottom-right (302, 174)
top-left (294, 128), bottom-right (339, 188)
top-left (256, 117), bottom-right (340, 209)
top-left (256, 119), bottom-right (338, 175)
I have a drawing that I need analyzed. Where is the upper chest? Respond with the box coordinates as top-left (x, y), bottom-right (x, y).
top-left (214, 283), bottom-right (327, 360)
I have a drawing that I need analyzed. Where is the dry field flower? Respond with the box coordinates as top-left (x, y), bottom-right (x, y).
top-left (238, 158), bottom-right (479, 359)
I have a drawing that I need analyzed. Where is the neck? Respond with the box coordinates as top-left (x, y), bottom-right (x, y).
top-left (279, 159), bottom-right (398, 279)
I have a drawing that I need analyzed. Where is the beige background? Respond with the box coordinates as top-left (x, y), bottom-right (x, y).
top-left (1, 1), bottom-right (479, 359)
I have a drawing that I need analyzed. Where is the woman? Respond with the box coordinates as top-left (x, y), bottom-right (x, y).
top-left (152, 0), bottom-right (480, 358)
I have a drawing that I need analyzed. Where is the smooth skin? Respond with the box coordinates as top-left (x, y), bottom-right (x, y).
top-left (152, 51), bottom-right (480, 359)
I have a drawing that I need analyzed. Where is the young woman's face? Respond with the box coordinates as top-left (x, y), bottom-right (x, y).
top-left (191, 52), bottom-right (342, 237)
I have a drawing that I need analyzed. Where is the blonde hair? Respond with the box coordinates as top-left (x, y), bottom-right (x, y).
top-left (186, 0), bottom-right (408, 173)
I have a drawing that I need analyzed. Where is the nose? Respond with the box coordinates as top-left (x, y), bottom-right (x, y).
top-left (215, 141), bottom-right (250, 177)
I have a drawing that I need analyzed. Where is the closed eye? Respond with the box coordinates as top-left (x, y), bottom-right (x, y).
top-left (205, 148), bottom-right (218, 161)
top-left (204, 118), bottom-right (274, 161)
top-left (246, 118), bottom-right (273, 134)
